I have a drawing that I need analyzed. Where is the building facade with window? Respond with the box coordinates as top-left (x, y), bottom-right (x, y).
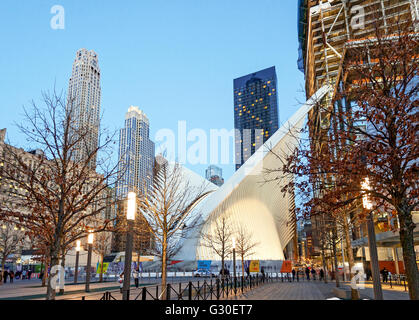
top-left (67, 48), bottom-right (102, 169)
top-left (233, 66), bottom-right (279, 170)
top-left (116, 106), bottom-right (155, 200)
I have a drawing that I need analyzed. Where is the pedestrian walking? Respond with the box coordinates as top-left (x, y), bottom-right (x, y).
top-left (9, 271), bottom-right (14, 283)
top-left (118, 272), bottom-right (124, 293)
top-left (311, 267), bottom-right (316, 280)
top-left (366, 267), bottom-right (372, 281)
top-left (381, 267), bottom-right (389, 283)
top-left (133, 268), bottom-right (139, 288)
top-left (27, 270), bottom-right (32, 280)
top-left (261, 267), bottom-right (265, 282)
top-left (320, 268), bottom-right (324, 281)
top-left (305, 267), bottom-right (310, 281)
top-left (292, 268), bottom-right (296, 281)
top-left (3, 270), bottom-right (8, 283)
top-left (22, 269), bottom-right (26, 280)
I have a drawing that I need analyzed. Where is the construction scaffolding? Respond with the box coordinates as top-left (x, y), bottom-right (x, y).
top-left (299, 0), bottom-right (416, 99)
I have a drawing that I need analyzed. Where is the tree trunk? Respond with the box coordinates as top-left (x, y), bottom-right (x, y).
top-left (321, 246), bottom-right (328, 283)
top-left (59, 249), bottom-right (66, 294)
top-left (41, 256), bottom-right (48, 287)
top-left (46, 239), bottom-right (61, 300)
top-left (398, 208), bottom-right (419, 300)
top-left (46, 255), bottom-right (59, 300)
top-left (241, 254), bottom-right (245, 285)
top-left (332, 224), bottom-right (340, 288)
top-left (160, 241), bottom-right (167, 300)
top-left (0, 260), bottom-right (5, 285)
top-left (343, 214), bottom-right (359, 299)
top-left (221, 256), bottom-right (225, 279)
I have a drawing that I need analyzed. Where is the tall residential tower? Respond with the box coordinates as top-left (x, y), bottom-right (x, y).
top-left (233, 66), bottom-right (279, 170)
top-left (116, 106), bottom-right (155, 199)
top-left (67, 48), bottom-right (102, 169)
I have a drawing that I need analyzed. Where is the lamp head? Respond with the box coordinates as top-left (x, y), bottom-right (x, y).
top-left (127, 192), bottom-right (137, 221)
top-left (87, 232), bottom-right (94, 245)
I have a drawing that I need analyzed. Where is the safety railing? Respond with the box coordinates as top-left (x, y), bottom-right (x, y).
top-left (95, 273), bottom-right (288, 301)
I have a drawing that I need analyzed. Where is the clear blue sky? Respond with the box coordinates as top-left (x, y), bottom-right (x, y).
top-left (0, 0), bottom-right (305, 180)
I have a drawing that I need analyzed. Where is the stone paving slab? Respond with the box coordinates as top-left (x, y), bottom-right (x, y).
top-left (227, 280), bottom-right (411, 300)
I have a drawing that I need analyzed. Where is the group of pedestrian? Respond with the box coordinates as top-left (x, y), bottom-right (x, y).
top-left (302, 266), bottom-right (325, 281)
top-left (119, 267), bottom-right (141, 293)
top-left (364, 266), bottom-right (391, 283)
top-left (2, 270), bottom-right (14, 283)
top-left (2, 269), bottom-right (33, 283)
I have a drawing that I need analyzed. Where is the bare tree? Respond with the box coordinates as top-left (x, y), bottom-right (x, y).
top-left (200, 217), bottom-right (234, 279)
top-left (140, 159), bottom-right (212, 299)
top-left (0, 90), bottom-right (121, 299)
top-left (235, 226), bottom-right (259, 283)
top-left (268, 20), bottom-right (418, 299)
top-left (92, 231), bottom-right (113, 282)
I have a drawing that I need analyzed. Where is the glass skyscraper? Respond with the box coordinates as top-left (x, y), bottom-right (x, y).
top-left (233, 66), bottom-right (279, 170)
top-left (116, 106), bottom-right (155, 199)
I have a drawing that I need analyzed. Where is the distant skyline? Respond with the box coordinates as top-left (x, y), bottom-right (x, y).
top-left (0, 0), bottom-right (305, 180)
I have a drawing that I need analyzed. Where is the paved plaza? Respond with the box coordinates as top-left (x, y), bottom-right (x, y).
top-left (0, 276), bottom-right (411, 300)
top-left (229, 280), bottom-right (410, 300)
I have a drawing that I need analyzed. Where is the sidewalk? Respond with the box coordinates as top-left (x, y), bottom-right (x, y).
top-left (0, 278), bottom-right (155, 300)
top-left (0, 276), bottom-right (198, 300)
top-left (227, 280), bottom-right (410, 300)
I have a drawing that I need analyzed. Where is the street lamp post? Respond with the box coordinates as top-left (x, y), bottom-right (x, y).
top-left (74, 240), bottom-right (81, 284)
top-left (232, 237), bottom-right (237, 294)
top-left (362, 178), bottom-right (383, 300)
top-left (122, 192), bottom-right (136, 300)
top-left (85, 232), bottom-right (94, 292)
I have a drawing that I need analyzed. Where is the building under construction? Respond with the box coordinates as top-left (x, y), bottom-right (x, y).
top-left (297, 0), bottom-right (418, 262)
